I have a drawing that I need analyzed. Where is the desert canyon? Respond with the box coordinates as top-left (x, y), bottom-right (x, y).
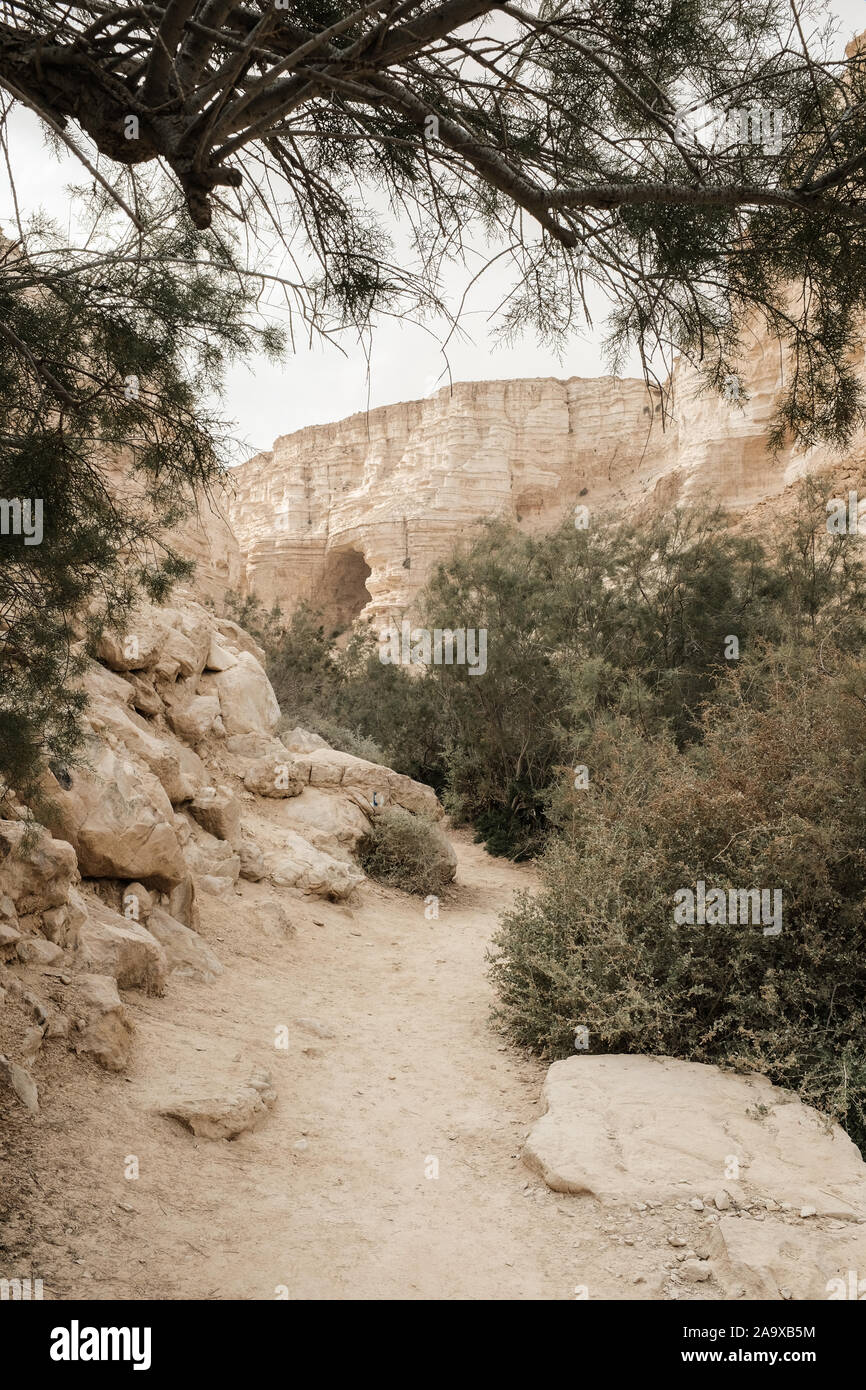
top-left (3, 343), bottom-right (866, 1304)
top-left (186, 331), bottom-right (866, 630)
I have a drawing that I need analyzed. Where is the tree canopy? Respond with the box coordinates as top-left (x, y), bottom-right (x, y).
top-left (3, 2), bottom-right (866, 441)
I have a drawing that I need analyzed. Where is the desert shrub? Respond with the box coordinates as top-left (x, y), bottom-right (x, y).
top-left (490, 645), bottom-right (866, 1152)
top-left (239, 480), bottom-right (866, 863)
top-left (415, 507), bottom-right (780, 855)
top-left (359, 808), bottom-right (454, 896)
top-left (248, 603), bottom-right (446, 787)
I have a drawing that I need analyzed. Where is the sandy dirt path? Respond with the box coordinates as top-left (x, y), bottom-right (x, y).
top-left (14, 831), bottom-right (667, 1301)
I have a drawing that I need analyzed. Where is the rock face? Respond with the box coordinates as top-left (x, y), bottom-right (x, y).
top-left (229, 377), bottom-right (670, 624)
top-left (0, 594), bottom-right (452, 1089)
top-left (224, 342), bottom-right (866, 625)
top-left (524, 1055), bottom-right (866, 1218)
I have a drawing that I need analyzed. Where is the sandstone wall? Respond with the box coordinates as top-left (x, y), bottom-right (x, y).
top-left (218, 336), bottom-right (866, 625)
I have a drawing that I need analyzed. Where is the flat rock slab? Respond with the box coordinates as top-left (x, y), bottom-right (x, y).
top-left (159, 1067), bottom-right (276, 1140)
top-left (523, 1055), bottom-right (866, 1217)
top-left (708, 1214), bottom-right (866, 1301)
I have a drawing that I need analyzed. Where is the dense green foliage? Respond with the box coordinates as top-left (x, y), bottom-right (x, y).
top-left (253, 489), bottom-right (865, 859)
top-left (0, 188), bottom-right (281, 795)
top-left (486, 481), bottom-right (866, 1151)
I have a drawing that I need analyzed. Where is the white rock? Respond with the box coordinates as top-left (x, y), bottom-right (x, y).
top-left (72, 973), bottom-right (134, 1071)
top-left (145, 906), bottom-right (223, 984)
top-left (522, 1055), bottom-right (866, 1217)
top-left (264, 833), bottom-right (364, 900)
top-left (159, 1067), bottom-right (276, 1140)
top-left (211, 651), bottom-right (280, 737)
top-left (76, 898), bottom-right (168, 994)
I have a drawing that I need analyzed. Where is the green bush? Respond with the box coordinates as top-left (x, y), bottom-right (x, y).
top-left (359, 808), bottom-right (455, 896)
top-left (490, 644), bottom-right (866, 1152)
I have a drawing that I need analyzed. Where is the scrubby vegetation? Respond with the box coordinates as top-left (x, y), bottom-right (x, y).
top-left (487, 481), bottom-right (866, 1152)
top-left (0, 187), bottom-right (281, 798)
top-left (235, 476), bottom-right (866, 1150)
top-left (238, 481), bottom-right (866, 858)
top-left (358, 808), bottom-right (455, 897)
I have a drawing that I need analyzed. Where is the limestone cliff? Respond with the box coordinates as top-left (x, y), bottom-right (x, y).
top-left (210, 336), bottom-right (866, 626)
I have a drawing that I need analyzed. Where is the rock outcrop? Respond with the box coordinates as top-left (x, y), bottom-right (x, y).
top-left (222, 335), bottom-right (866, 625)
top-left (0, 593), bottom-right (450, 1098)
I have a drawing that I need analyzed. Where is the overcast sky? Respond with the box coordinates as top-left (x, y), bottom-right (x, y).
top-left (1, 0), bottom-right (863, 457)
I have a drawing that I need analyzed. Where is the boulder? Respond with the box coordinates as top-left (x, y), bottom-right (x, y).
top-left (96, 609), bottom-right (172, 671)
top-left (277, 787), bottom-right (372, 856)
top-left (40, 745), bottom-right (186, 889)
top-left (0, 920), bottom-right (21, 958)
top-left (214, 619), bottom-right (266, 665)
top-left (264, 833), bottom-right (364, 900)
top-left (225, 732), bottom-right (287, 760)
top-left (291, 748), bottom-right (443, 819)
top-left (16, 937), bottom-right (63, 966)
top-left (0, 820), bottom-right (78, 918)
top-left (189, 786), bottom-right (241, 848)
top-left (159, 1067), bottom-right (276, 1139)
top-left (523, 1055), bottom-right (866, 1218)
top-left (79, 660), bottom-right (136, 707)
top-left (153, 655), bottom-right (181, 682)
top-left (242, 757), bottom-right (305, 798)
top-left (206, 634), bottom-right (237, 671)
top-left (41, 889), bottom-right (86, 949)
top-left (126, 674), bottom-right (163, 717)
top-left (76, 899), bottom-right (168, 994)
top-left (166, 693), bottom-right (221, 744)
top-left (84, 696), bottom-right (205, 804)
top-left (120, 882), bottom-right (154, 923)
top-left (183, 838), bottom-right (241, 883)
top-left (167, 874), bottom-right (198, 929)
top-left (238, 841), bottom-right (266, 882)
top-left (146, 905), bottom-right (222, 984)
top-left (160, 627), bottom-right (204, 682)
top-left (97, 602), bottom-right (212, 680)
top-left (707, 1212), bottom-right (866, 1301)
top-left (211, 651), bottom-right (280, 737)
top-left (281, 726), bottom-right (330, 753)
top-left (72, 973), bottom-right (134, 1072)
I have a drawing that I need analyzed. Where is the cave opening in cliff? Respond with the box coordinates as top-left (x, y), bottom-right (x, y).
top-left (320, 547), bottom-right (372, 636)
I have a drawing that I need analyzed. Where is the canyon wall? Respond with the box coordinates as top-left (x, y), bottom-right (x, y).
top-left (212, 333), bottom-right (866, 627)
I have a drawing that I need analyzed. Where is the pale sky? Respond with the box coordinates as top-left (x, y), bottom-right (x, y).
top-left (1, 0), bottom-right (863, 458)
